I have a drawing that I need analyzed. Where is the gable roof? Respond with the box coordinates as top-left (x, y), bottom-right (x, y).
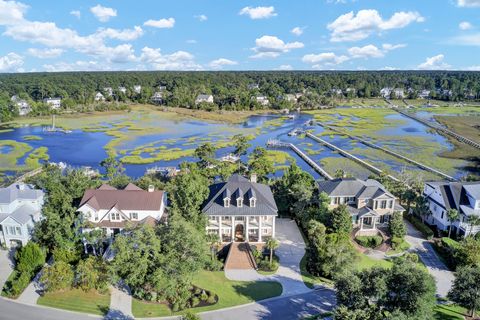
top-left (202, 174), bottom-right (277, 216)
top-left (79, 184), bottom-right (164, 211)
top-left (0, 204), bottom-right (39, 225)
top-left (0, 183), bottom-right (44, 204)
top-left (426, 181), bottom-right (480, 214)
top-left (318, 178), bottom-right (394, 199)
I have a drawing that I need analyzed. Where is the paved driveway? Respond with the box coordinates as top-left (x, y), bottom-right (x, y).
top-left (225, 218), bottom-right (310, 296)
top-left (404, 220), bottom-right (454, 297)
top-left (0, 249), bottom-right (15, 289)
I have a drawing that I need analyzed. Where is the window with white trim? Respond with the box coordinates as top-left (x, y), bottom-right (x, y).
top-left (237, 197), bottom-right (243, 207)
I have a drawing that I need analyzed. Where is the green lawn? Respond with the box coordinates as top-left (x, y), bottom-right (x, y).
top-left (132, 270), bottom-right (283, 318)
top-left (355, 254), bottom-right (393, 270)
top-left (434, 304), bottom-right (468, 320)
top-left (386, 240), bottom-right (411, 256)
top-left (37, 288), bottom-right (110, 316)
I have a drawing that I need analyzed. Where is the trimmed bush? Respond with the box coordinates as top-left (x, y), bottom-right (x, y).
top-left (355, 235), bottom-right (383, 248)
top-left (405, 214), bottom-right (434, 240)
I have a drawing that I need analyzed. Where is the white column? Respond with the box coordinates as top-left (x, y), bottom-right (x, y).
top-left (360, 218), bottom-right (363, 230)
top-left (231, 216), bottom-right (235, 242)
top-left (259, 216), bottom-right (263, 242)
top-left (246, 216), bottom-right (249, 242)
top-left (217, 217), bottom-right (221, 241)
top-left (272, 216), bottom-right (276, 238)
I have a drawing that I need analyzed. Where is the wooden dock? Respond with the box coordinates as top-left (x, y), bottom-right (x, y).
top-left (316, 123), bottom-right (457, 181)
top-left (266, 139), bottom-right (333, 180)
top-left (305, 133), bottom-right (400, 182)
top-left (393, 107), bottom-right (480, 150)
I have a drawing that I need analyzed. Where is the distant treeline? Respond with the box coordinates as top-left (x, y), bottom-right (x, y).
top-left (0, 71), bottom-right (479, 121)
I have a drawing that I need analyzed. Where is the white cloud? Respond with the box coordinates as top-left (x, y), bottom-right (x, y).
top-left (239, 6), bottom-right (277, 20)
top-left (382, 43), bottom-right (407, 51)
top-left (276, 64), bottom-right (293, 70)
top-left (466, 65), bottom-right (480, 70)
top-left (291, 27), bottom-right (304, 36)
top-left (27, 48), bottom-right (64, 58)
top-left (0, 52), bottom-right (23, 72)
top-left (327, 9), bottom-right (424, 42)
top-left (348, 45), bottom-right (384, 58)
top-left (70, 10), bottom-right (80, 19)
top-left (302, 52), bottom-right (349, 66)
top-left (140, 47), bottom-right (202, 70)
top-left (459, 21), bottom-right (473, 30)
top-left (186, 39), bottom-right (197, 44)
top-left (251, 35), bottom-right (304, 59)
top-left (417, 54), bottom-right (451, 70)
top-left (457, 0), bottom-right (480, 7)
top-left (0, 0), bottom-right (27, 26)
top-left (195, 14), bottom-right (207, 22)
top-left (43, 60), bottom-right (108, 72)
top-left (96, 26), bottom-right (143, 41)
top-left (101, 44), bottom-right (136, 63)
top-left (208, 58), bottom-right (238, 69)
top-left (383, 66), bottom-right (398, 70)
top-left (90, 4), bottom-right (117, 22)
top-left (144, 18), bottom-right (175, 29)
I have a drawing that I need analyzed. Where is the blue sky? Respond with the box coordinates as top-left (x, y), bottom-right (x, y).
top-left (0, 0), bottom-right (479, 72)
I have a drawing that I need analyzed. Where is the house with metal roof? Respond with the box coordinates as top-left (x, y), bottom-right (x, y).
top-left (318, 178), bottom-right (404, 233)
top-left (0, 183), bottom-right (44, 248)
top-left (202, 174), bottom-right (278, 243)
top-left (78, 183), bottom-right (166, 237)
top-left (423, 181), bottom-right (480, 237)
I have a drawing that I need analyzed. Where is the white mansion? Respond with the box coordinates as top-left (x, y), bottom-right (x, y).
top-left (202, 175), bottom-right (278, 243)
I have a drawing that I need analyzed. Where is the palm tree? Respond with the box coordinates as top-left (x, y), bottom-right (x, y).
top-left (265, 238), bottom-right (279, 266)
top-left (206, 233), bottom-right (221, 261)
top-left (446, 209), bottom-right (459, 238)
top-left (467, 215), bottom-right (480, 237)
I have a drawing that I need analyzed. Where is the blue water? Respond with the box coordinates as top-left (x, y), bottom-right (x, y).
top-left (0, 110), bottom-right (469, 180)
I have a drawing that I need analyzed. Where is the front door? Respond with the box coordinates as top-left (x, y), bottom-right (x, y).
top-left (235, 224), bottom-right (244, 242)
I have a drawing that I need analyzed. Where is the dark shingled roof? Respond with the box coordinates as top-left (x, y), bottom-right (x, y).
top-left (202, 174), bottom-right (278, 216)
top-left (79, 184), bottom-right (164, 211)
top-left (318, 178), bottom-right (394, 199)
top-left (425, 181), bottom-right (480, 215)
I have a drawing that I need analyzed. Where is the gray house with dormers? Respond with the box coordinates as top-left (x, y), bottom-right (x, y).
top-left (0, 183), bottom-right (44, 248)
top-left (202, 174), bottom-right (278, 243)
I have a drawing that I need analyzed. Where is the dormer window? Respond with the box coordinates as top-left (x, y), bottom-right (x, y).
top-left (250, 197), bottom-right (256, 207)
top-left (111, 212), bottom-right (120, 221)
top-left (224, 198), bottom-right (230, 208)
top-left (237, 197), bottom-right (243, 207)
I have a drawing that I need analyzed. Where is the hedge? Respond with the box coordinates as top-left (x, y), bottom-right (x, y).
top-left (405, 214), bottom-right (434, 240)
top-left (355, 235), bottom-right (383, 248)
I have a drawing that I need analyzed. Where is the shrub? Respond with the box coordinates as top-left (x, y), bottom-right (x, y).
top-left (204, 258), bottom-right (223, 271)
top-left (207, 292), bottom-right (216, 304)
top-left (40, 261), bottom-right (74, 292)
top-left (52, 246), bottom-right (81, 264)
top-left (355, 235), bottom-right (383, 248)
top-left (191, 296), bottom-right (200, 307)
top-left (10, 272), bottom-right (31, 297)
top-left (182, 312), bottom-right (201, 320)
top-left (15, 243), bottom-right (46, 275)
top-left (405, 215), bottom-right (434, 240)
top-left (200, 292), bottom-right (208, 301)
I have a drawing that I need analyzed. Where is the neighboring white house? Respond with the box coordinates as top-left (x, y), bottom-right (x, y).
top-left (330, 88), bottom-right (343, 96)
top-left (43, 97), bottom-right (61, 110)
top-left (94, 92), bottom-right (105, 102)
top-left (318, 178), bottom-right (404, 235)
top-left (78, 183), bottom-right (166, 237)
top-left (151, 92), bottom-right (163, 104)
top-left (255, 95), bottom-right (270, 106)
top-left (248, 83), bottom-right (259, 90)
top-left (203, 174), bottom-right (278, 243)
top-left (118, 86), bottom-right (127, 94)
top-left (423, 181), bottom-right (480, 237)
top-left (0, 183), bottom-right (44, 248)
top-left (380, 87), bottom-right (392, 98)
top-left (419, 89), bottom-right (431, 99)
top-left (285, 94), bottom-right (297, 103)
top-left (103, 87), bottom-right (113, 97)
top-left (11, 95), bottom-right (31, 116)
top-left (195, 94), bottom-right (214, 105)
top-left (393, 88), bottom-right (405, 99)
top-left (133, 85), bottom-right (142, 94)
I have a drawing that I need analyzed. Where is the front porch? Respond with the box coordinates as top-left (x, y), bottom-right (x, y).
top-left (355, 212), bottom-right (390, 236)
top-left (207, 215), bottom-right (275, 243)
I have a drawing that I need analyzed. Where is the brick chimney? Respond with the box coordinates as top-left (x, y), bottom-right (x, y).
top-left (250, 173), bottom-right (257, 183)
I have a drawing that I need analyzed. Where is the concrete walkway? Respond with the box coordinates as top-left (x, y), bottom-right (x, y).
top-left (225, 218), bottom-right (311, 296)
top-left (105, 282), bottom-right (134, 320)
top-left (17, 268), bottom-right (43, 305)
top-left (0, 249), bottom-right (15, 290)
top-left (404, 220), bottom-right (454, 297)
